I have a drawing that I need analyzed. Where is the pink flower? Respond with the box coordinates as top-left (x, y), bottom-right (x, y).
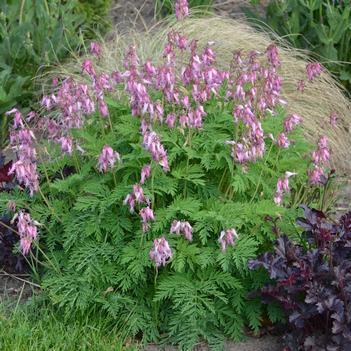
top-left (9, 160), bottom-right (39, 197)
top-left (139, 207), bottom-right (155, 232)
top-left (170, 220), bottom-right (193, 241)
top-left (59, 136), bottom-right (73, 155)
top-left (312, 136), bottom-right (330, 164)
top-left (274, 171), bottom-right (297, 205)
top-left (27, 111), bottom-right (36, 122)
top-left (90, 42), bottom-right (101, 57)
top-left (306, 62), bottom-right (322, 81)
top-left (175, 0), bottom-right (189, 20)
top-left (16, 211), bottom-right (38, 255)
top-left (274, 191), bottom-right (283, 205)
top-left (329, 112), bottom-right (338, 126)
top-left (82, 59), bottom-right (96, 77)
top-left (140, 164), bottom-right (151, 184)
top-left (123, 184), bottom-right (147, 213)
top-left (266, 44), bottom-right (280, 68)
top-left (284, 113), bottom-right (302, 133)
top-left (149, 237), bottom-right (172, 267)
top-left (308, 165), bottom-right (325, 185)
top-left (297, 80), bottom-right (305, 92)
top-left (277, 133), bottom-right (290, 148)
top-left (6, 108), bottom-right (24, 129)
top-left (98, 98), bottom-right (109, 117)
top-left (166, 113), bottom-right (176, 128)
top-left (218, 228), bottom-right (239, 252)
top-left (98, 145), bottom-right (120, 173)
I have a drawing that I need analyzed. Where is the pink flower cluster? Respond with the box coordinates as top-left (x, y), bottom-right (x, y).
top-left (309, 136), bottom-right (330, 184)
top-left (274, 171), bottom-right (296, 206)
top-left (149, 236), bottom-right (173, 267)
top-left (218, 228), bottom-right (239, 252)
top-left (306, 62), bottom-right (323, 82)
top-left (170, 220), bottom-right (193, 241)
top-left (98, 145), bottom-right (120, 173)
top-left (16, 211), bottom-right (38, 255)
top-left (90, 42), bottom-right (101, 57)
top-left (226, 45), bottom-right (286, 163)
top-left (175, 0), bottom-right (189, 20)
top-left (6, 109), bottom-right (39, 196)
top-left (143, 131), bottom-right (169, 172)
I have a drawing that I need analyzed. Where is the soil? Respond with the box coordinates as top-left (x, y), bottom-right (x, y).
top-left (109, 0), bottom-right (250, 32)
top-left (144, 336), bottom-right (282, 351)
top-left (0, 272), bottom-right (37, 303)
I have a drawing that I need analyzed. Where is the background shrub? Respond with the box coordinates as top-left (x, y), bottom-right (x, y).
top-left (246, 0), bottom-right (351, 93)
top-left (0, 0), bottom-right (112, 150)
top-left (75, 0), bottom-right (112, 37)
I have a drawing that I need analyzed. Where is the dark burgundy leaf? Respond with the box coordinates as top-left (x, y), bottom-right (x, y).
top-left (249, 205), bottom-right (351, 349)
top-left (0, 160), bottom-right (13, 183)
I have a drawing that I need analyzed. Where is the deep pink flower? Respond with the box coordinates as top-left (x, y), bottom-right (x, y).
top-left (218, 228), bottom-right (239, 252)
top-left (98, 145), bottom-right (120, 173)
top-left (149, 237), bottom-right (172, 267)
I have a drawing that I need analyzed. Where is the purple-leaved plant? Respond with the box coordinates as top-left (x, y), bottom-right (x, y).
top-left (249, 205), bottom-right (351, 350)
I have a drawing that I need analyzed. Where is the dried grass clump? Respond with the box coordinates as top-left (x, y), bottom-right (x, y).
top-left (49, 15), bottom-right (351, 172)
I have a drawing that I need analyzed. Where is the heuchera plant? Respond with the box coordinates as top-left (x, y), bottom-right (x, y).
top-left (0, 1), bottom-right (336, 348)
top-left (249, 205), bottom-right (351, 350)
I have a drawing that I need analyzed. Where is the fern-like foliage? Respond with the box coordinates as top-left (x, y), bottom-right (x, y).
top-left (1, 59), bottom-right (329, 349)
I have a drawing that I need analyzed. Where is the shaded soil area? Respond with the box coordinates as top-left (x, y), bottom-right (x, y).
top-left (144, 336), bottom-right (281, 351)
top-left (110, 0), bottom-right (249, 32)
top-left (0, 272), bottom-right (37, 303)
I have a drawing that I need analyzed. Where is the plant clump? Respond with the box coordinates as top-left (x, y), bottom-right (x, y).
top-left (0, 2), bottom-right (337, 348)
top-left (249, 204), bottom-right (351, 350)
